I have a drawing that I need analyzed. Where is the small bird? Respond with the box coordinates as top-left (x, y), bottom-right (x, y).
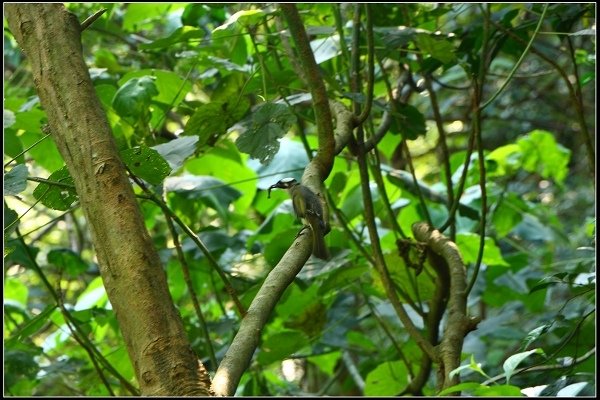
top-left (268, 178), bottom-right (329, 260)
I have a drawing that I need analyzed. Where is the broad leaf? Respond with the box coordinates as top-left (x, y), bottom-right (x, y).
top-left (389, 103), bottom-right (427, 140)
top-left (456, 232), bottom-right (509, 267)
top-left (120, 146), bottom-right (171, 185)
top-left (235, 102), bottom-right (297, 164)
top-left (4, 164), bottom-right (28, 196)
top-left (112, 76), bottom-right (158, 119)
top-left (517, 130), bottom-right (571, 184)
top-left (364, 360), bottom-right (408, 396)
top-left (257, 329), bottom-right (309, 365)
top-left (47, 249), bottom-right (89, 277)
top-left (32, 166), bottom-right (78, 211)
top-left (152, 136), bottom-right (199, 171)
top-left (503, 348), bottom-right (544, 384)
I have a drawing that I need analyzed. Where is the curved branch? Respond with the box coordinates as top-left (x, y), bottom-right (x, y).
top-left (211, 235), bottom-right (313, 396)
top-left (412, 222), bottom-right (480, 390)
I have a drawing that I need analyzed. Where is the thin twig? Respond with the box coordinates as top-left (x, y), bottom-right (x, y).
top-left (80, 8), bottom-right (107, 32)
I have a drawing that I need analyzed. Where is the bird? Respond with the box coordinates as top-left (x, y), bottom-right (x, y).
top-left (268, 178), bottom-right (329, 260)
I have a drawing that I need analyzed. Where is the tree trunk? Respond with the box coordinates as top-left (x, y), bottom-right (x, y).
top-left (5, 4), bottom-right (212, 396)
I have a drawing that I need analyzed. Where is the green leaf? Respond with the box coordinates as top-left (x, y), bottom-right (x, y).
top-left (521, 323), bottom-right (551, 350)
top-left (165, 175), bottom-right (242, 219)
top-left (95, 84), bottom-right (118, 111)
top-left (4, 346), bottom-right (42, 390)
top-left (389, 103), bottom-right (427, 140)
top-left (438, 382), bottom-right (484, 396)
top-left (4, 109), bottom-right (16, 128)
top-left (473, 384), bottom-right (524, 396)
top-left (119, 70), bottom-right (192, 113)
top-left (517, 130), bottom-right (571, 184)
top-left (185, 141), bottom-right (256, 212)
top-left (235, 102), bottom-right (296, 164)
top-left (152, 136), bottom-right (199, 171)
top-left (5, 305), bottom-right (57, 347)
top-left (346, 331), bottom-right (377, 352)
top-left (32, 166), bottom-right (78, 211)
top-left (340, 183), bottom-right (366, 221)
top-left (3, 128), bottom-right (25, 164)
top-left (47, 249), bottom-right (89, 277)
top-left (307, 351), bottom-right (341, 376)
top-left (386, 252), bottom-right (436, 301)
top-left (364, 360), bottom-right (408, 396)
top-left (20, 131), bottom-right (64, 173)
top-left (491, 193), bottom-right (528, 237)
top-left (184, 99), bottom-right (249, 148)
top-left (139, 26), bottom-right (205, 50)
top-left (120, 146), bottom-right (171, 185)
top-left (456, 232), bottom-right (509, 267)
top-left (415, 33), bottom-right (457, 64)
top-left (4, 164), bottom-right (29, 196)
top-left (4, 278), bottom-right (29, 305)
top-left (258, 329), bottom-right (309, 365)
top-left (112, 76), bottom-right (158, 119)
top-left (318, 264), bottom-right (369, 295)
top-left (122, 3), bottom-right (185, 32)
top-left (503, 348), bottom-right (544, 384)
top-left (449, 354), bottom-right (491, 380)
top-left (75, 276), bottom-right (109, 310)
top-left (247, 138), bottom-right (308, 190)
top-left (212, 10), bottom-right (258, 66)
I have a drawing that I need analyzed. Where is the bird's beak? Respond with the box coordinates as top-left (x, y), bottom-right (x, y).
top-left (267, 184), bottom-right (277, 199)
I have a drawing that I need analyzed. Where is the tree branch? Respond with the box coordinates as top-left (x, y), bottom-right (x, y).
top-left (412, 222), bottom-right (480, 391)
top-left (5, 4), bottom-right (212, 395)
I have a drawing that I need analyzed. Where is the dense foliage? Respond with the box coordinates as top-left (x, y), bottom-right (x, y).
top-left (4, 3), bottom-right (595, 396)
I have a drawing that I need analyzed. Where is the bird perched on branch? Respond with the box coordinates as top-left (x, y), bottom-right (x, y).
top-left (268, 178), bottom-right (329, 260)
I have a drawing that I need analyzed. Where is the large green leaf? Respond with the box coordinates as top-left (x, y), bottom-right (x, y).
top-left (3, 128), bottom-right (25, 164)
top-left (120, 146), bottom-right (171, 185)
top-left (257, 329), bottom-right (309, 365)
top-left (389, 103), bottom-right (427, 140)
top-left (118, 70), bottom-right (192, 113)
top-left (365, 360), bottom-right (408, 396)
top-left (164, 175), bottom-right (242, 218)
top-left (5, 305), bottom-right (57, 348)
top-left (32, 166), bottom-right (78, 211)
top-left (184, 99), bottom-right (249, 148)
top-left (4, 164), bottom-right (28, 196)
top-left (112, 76), bottom-right (158, 119)
top-left (491, 192), bottom-right (529, 237)
top-left (503, 348), bottom-right (544, 384)
top-left (456, 232), bottom-right (509, 267)
top-left (4, 109), bottom-right (16, 128)
top-left (212, 9), bottom-right (265, 66)
top-left (13, 108), bottom-right (64, 172)
top-left (122, 3), bottom-right (186, 32)
top-left (235, 103), bottom-right (297, 164)
top-left (415, 33), bottom-right (457, 64)
top-left (184, 141), bottom-right (256, 212)
top-left (517, 130), bottom-right (571, 184)
top-left (47, 249), bottom-right (89, 277)
top-left (139, 26), bottom-right (205, 50)
top-left (247, 138), bottom-right (308, 190)
top-left (152, 136), bottom-right (199, 171)
top-left (4, 278), bottom-right (29, 305)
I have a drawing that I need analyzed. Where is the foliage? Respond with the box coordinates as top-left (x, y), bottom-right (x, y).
top-left (4, 3), bottom-right (595, 396)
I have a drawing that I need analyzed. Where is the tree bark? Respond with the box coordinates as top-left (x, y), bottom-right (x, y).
top-left (5, 4), bottom-right (212, 396)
